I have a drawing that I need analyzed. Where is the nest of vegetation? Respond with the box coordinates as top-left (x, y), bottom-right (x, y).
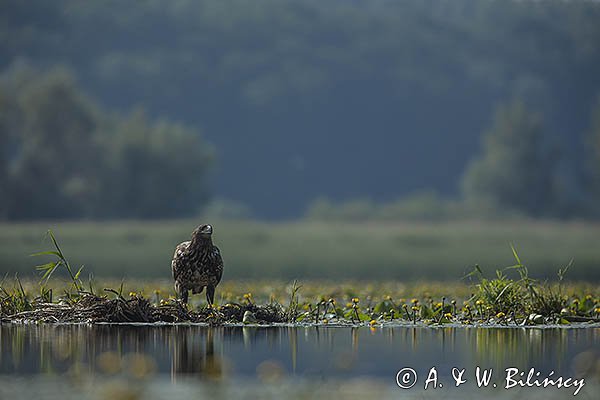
top-left (1, 292), bottom-right (287, 324)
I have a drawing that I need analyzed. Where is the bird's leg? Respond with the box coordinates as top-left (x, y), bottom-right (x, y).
top-left (206, 285), bottom-right (215, 307)
top-left (175, 282), bottom-right (189, 304)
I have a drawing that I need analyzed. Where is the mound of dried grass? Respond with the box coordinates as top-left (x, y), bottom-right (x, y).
top-left (3, 292), bottom-right (286, 324)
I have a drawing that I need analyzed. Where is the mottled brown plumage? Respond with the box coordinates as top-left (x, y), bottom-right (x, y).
top-left (171, 224), bottom-right (223, 305)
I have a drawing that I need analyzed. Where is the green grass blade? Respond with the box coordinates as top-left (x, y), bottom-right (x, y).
top-left (462, 264), bottom-right (483, 280)
top-left (15, 274), bottom-right (26, 297)
top-left (30, 251), bottom-right (61, 258)
top-left (74, 265), bottom-right (85, 280)
top-left (510, 243), bottom-right (522, 266)
top-left (37, 261), bottom-right (60, 282)
top-left (47, 230), bottom-right (65, 259)
top-left (35, 261), bottom-right (59, 271)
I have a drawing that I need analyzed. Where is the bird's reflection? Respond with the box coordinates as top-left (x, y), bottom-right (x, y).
top-left (170, 326), bottom-right (223, 381)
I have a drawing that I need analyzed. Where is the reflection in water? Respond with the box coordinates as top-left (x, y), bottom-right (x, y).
top-left (0, 324), bottom-right (598, 386)
top-left (170, 326), bottom-right (222, 381)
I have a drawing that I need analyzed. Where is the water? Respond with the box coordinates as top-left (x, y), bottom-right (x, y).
top-left (0, 324), bottom-right (598, 399)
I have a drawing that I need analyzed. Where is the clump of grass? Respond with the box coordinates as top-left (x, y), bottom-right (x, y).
top-left (465, 245), bottom-right (591, 324)
top-left (468, 265), bottom-right (526, 316)
top-left (1, 230), bottom-right (87, 318)
top-left (525, 261), bottom-right (571, 317)
top-left (466, 245), bottom-right (533, 316)
top-left (0, 274), bottom-right (32, 316)
top-left (285, 280), bottom-right (302, 322)
top-left (33, 230), bottom-right (85, 299)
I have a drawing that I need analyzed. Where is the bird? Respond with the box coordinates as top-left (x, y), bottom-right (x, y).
top-left (171, 224), bottom-right (223, 305)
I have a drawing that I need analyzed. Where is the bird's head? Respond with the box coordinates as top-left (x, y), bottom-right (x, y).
top-left (192, 224), bottom-right (213, 241)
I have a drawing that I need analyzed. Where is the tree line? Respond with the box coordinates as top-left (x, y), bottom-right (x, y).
top-left (2, 64), bottom-right (600, 220)
top-left (2, 0), bottom-right (600, 219)
top-left (2, 0), bottom-right (600, 217)
top-left (0, 65), bottom-right (214, 220)
top-left (308, 98), bottom-right (600, 220)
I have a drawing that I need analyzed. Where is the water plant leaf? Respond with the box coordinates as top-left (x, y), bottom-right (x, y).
top-left (420, 304), bottom-right (434, 319)
top-left (356, 311), bottom-right (370, 321)
top-left (374, 301), bottom-right (395, 314)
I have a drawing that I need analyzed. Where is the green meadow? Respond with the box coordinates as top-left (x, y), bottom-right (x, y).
top-left (0, 219), bottom-right (599, 282)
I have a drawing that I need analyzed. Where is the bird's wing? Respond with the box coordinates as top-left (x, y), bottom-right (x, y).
top-left (212, 245), bottom-right (224, 284)
top-left (171, 241), bottom-right (190, 281)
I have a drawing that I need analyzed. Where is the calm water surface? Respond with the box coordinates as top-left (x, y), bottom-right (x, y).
top-left (0, 324), bottom-right (598, 399)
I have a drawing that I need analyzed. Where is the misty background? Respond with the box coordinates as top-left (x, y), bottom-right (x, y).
top-left (1, 0), bottom-right (600, 280)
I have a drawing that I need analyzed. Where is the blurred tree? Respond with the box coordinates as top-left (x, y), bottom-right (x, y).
top-left (461, 100), bottom-right (560, 217)
top-left (0, 65), bottom-right (214, 220)
top-left (0, 66), bottom-right (101, 219)
top-left (97, 109), bottom-right (214, 218)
